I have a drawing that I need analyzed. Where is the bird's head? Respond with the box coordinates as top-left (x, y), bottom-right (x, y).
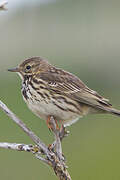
top-left (8, 57), bottom-right (49, 80)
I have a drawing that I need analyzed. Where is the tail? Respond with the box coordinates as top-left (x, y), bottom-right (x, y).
top-left (104, 107), bottom-right (120, 117)
top-left (76, 87), bottom-right (120, 117)
top-left (95, 95), bottom-right (120, 117)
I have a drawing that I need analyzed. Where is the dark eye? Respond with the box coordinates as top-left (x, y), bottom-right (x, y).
top-left (26, 65), bottom-right (31, 70)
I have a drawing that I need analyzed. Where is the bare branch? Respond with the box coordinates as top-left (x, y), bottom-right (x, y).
top-left (0, 142), bottom-right (33, 151)
top-left (49, 116), bottom-right (63, 161)
top-left (0, 100), bottom-right (49, 155)
top-left (0, 142), bottom-right (49, 164)
top-left (0, 100), bottom-right (72, 180)
top-left (35, 154), bottom-right (50, 164)
top-left (0, 1), bottom-right (8, 11)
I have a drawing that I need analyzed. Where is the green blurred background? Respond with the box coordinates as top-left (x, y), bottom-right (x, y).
top-left (0, 0), bottom-right (120, 179)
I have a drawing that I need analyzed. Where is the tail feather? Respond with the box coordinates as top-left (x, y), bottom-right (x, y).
top-left (105, 107), bottom-right (120, 117)
top-left (96, 98), bottom-right (120, 117)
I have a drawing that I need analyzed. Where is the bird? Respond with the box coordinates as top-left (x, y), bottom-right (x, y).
top-left (8, 57), bottom-right (120, 129)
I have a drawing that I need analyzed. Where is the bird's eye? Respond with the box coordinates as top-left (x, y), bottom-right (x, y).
top-left (26, 65), bottom-right (31, 70)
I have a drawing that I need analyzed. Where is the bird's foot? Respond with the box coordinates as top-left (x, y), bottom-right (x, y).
top-left (46, 116), bottom-right (60, 132)
top-left (47, 116), bottom-right (70, 140)
top-left (59, 125), bottom-right (70, 141)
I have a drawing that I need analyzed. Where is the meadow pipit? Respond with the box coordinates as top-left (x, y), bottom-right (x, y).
top-left (8, 57), bottom-right (120, 129)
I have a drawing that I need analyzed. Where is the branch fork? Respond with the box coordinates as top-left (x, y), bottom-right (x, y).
top-left (0, 100), bottom-right (71, 180)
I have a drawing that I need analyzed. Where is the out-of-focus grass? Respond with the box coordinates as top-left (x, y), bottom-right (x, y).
top-left (1, 0), bottom-right (120, 179)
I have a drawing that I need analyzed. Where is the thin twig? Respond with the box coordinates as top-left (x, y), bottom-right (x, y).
top-left (0, 142), bottom-right (33, 151)
top-left (0, 1), bottom-right (8, 11)
top-left (0, 100), bottom-right (49, 155)
top-left (50, 124), bottom-right (70, 154)
top-left (0, 100), bottom-right (72, 180)
top-left (0, 142), bottom-right (50, 163)
top-left (35, 154), bottom-right (49, 164)
top-left (49, 116), bottom-right (63, 161)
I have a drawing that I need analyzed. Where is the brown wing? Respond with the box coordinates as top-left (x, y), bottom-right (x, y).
top-left (38, 69), bottom-right (112, 110)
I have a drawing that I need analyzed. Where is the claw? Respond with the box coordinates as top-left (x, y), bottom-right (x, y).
top-left (46, 116), bottom-right (60, 131)
top-left (46, 116), bottom-right (70, 141)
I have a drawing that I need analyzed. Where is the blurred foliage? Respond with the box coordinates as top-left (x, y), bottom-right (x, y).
top-left (0, 0), bottom-right (120, 179)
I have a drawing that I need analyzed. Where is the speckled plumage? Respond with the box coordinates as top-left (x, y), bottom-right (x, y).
top-left (8, 57), bottom-right (120, 127)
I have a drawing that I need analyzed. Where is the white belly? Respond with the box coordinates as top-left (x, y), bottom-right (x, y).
top-left (23, 83), bottom-right (81, 126)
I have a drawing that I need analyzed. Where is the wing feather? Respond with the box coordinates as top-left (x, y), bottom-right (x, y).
top-left (37, 70), bottom-right (112, 110)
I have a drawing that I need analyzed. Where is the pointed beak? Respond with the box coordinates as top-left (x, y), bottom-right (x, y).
top-left (8, 67), bottom-right (19, 72)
